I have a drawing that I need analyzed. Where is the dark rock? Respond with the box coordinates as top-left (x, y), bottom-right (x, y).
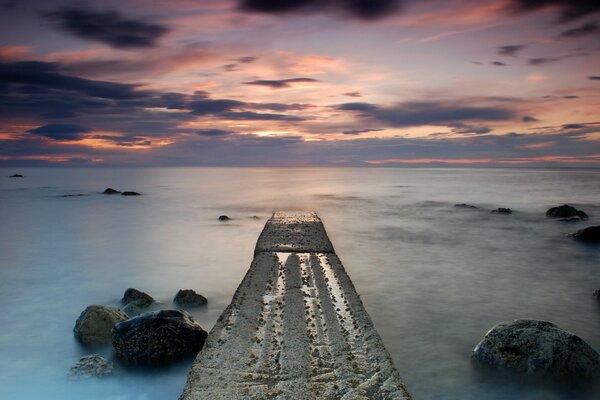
top-left (122, 288), bottom-right (154, 307)
top-left (252, 215), bottom-right (261, 220)
top-left (454, 203), bottom-right (477, 209)
top-left (218, 215), bottom-right (231, 221)
top-left (491, 208), bottom-right (512, 214)
top-left (121, 191), bottom-right (141, 196)
top-left (67, 354), bottom-right (113, 380)
top-left (9, 174), bottom-right (24, 178)
top-left (60, 194), bottom-right (86, 198)
top-left (74, 305), bottom-right (128, 347)
top-left (103, 188), bottom-right (120, 194)
top-left (593, 289), bottom-right (600, 299)
top-left (112, 310), bottom-right (208, 366)
top-left (472, 319), bottom-right (600, 380)
top-left (174, 289), bottom-right (207, 307)
top-left (573, 226), bottom-right (600, 243)
top-left (546, 204), bottom-right (588, 219)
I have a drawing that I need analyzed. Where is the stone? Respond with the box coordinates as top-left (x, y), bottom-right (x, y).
top-left (74, 305), bottom-right (128, 347)
top-left (218, 215), bottom-right (231, 221)
top-left (546, 204), bottom-right (588, 219)
top-left (121, 288), bottom-right (154, 306)
top-left (67, 354), bottom-right (113, 380)
top-left (573, 226), bottom-right (600, 243)
top-left (491, 208), bottom-right (512, 214)
top-left (594, 289), bottom-right (600, 299)
top-left (174, 289), bottom-right (207, 307)
top-left (454, 203), bottom-right (477, 209)
top-left (9, 174), bottom-right (24, 178)
top-left (102, 188), bottom-right (120, 194)
top-left (121, 191), bottom-right (140, 196)
top-left (471, 319), bottom-right (600, 380)
top-left (112, 310), bottom-right (208, 366)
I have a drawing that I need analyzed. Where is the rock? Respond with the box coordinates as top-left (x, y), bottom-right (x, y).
top-left (174, 289), bottom-right (207, 307)
top-left (74, 305), bottom-right (128, 347)
top-left (252, 215), bottom-right (260, 220)
top-left (121, 191), bottom-right (140, 196)
top-left (122, 288), bottom-right (154, 307)
top-left (102, 188), bottom-right (120, 194)
top-left (112, 310), bottom-right (208, 366)
top-left (471, 319), bottom-right (600, 380)
top-left (594, 289), bottom-right (600, 299)
top-left (9, 174), bottom-right (23, 178)
top-left (573, 226), bottom-right (600, 243)
top-left (218, 215), bottom-right (231, 221)
top-left (491, 208), bottom-right (512, 214)
top-left (67, 354), bottom-right (113, 380)
top-left (60, 194), bottom-right (86, 198)
top-left (454, 203), bottom-right (477, 209)
top-left (546, 204), bottom-right (588, 219)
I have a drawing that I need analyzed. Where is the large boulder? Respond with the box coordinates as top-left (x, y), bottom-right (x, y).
top-left (546, 204), bottom-right (588, 219)
top-left (67, 354), bottom-right (113, 380)
top-left (74, 305), bottom-right (128, 347)
top-left (573, 226), bottom-right (600, 243)
top-left (112, 310), bottom-right (208, 366)
top-left (122, 288), bottom-right (154, 307)
top-left (471, 319), bottom-right (600, 380)
top-left (174, 289), bottom-right (207, 307)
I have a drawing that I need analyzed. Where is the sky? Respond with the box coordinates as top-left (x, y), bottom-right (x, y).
top-left (0, 0), bottom-right (599, 167)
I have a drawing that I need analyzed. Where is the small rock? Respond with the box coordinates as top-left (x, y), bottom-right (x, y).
top-left (573, 226), bottom-right (600, 243)
top-left (218, 215), bottom-right (231, 221)
top-left (68, 354), bottom-right (113, 380)
top-left (121, 191), bottom-right (140, 196)
top-left (102, 188), bottom-right (120, 194)
top-left (593, 289), bottom-right (600, 299)
top-left (546, 204), bottom-right (588, 219)
top-left (74, 305), bottom-right (128, 347)
top-left (252, 215), bottom-right (260, 220)
top-left (491, 208), bottom-right (512, 214)
top-left (60, 194), bottom-right (86, 198)
top-left (454, 203), bottom-right (477, 209)
top-left (471, 319), bottom-right (600, 380)
top-left (9, 174), bottom-right (24, 178)
top-left (174, 289), bottom-right (207, 307)
top-left (122, 288), bottom-right (154, 307)
top-left (112, 310), bottom-right (208, 366)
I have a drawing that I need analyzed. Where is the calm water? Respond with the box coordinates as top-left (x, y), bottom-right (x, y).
top-left (1, 167), bottom-right (599, 399)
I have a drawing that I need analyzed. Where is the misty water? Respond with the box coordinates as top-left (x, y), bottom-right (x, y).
top-left (1, 167), bottom-right (599, 400)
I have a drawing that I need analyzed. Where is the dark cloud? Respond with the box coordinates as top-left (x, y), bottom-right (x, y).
top-left (497, 44), bottom-right (526, 57)
top-left (337, 101), bottom-right (515, 127)
top-left (559, 21), bottom-right (598, 38)
top-left (343, 91), bottom-right (362, 97)
top-left (491, 61), bottom-right (509, 66)
top-left (196, 129), bottom-right (234, 137)
top-left (342, 128), bottom-right (383, 135)
top-left (562, 123), bottom-right (584, 129)
top-left (522, 115), bottom-right (539, 122)
top-left (188, 99), bottom-right (245, 115)
top-left (44, 6), bottom-right (169, 49)
top-left (220, 111), bottom-right (305, 121)
top-left (449, 124), bottom-right (492, 134)
top-left (238, 0), bottom-right (401, 20)
top-left (589, 76), bottom-right (600, 80)
top-left (563, 95), bottom-right (579, 99)
top-left (508, 0), bottom-right (600, 22)
top-left (243, 78), bottom-right (319, 89)
top-left (27, 124), bottom-right (92, 140)
top-left (41, 111), bottom-right (78, 119)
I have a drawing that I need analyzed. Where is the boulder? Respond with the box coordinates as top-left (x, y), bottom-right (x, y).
top-left (218, 215), bottom-right (231, 221)
top-left (472, 319), bottom-right (600, 380)
top-left (546, 204), bottom-right (588, 219)
top-left (174, 289), bottom-right (207, 307)
top-left (491, 208), bottom-right (512, 214)
top-left (74, 305), bottom-right (128, 347)
top-left (573, 226), bottom-right (600, 243)
top-left (454, 203), bottom-right (477, 209)
top-left (67, 354), bottom-right (113, 380)
top-left (9, 174), bottom-right (23, 178)
top-left (122, 288), bottom-right (154, 306)
top-left (121, 191), bottom-right (140, 196)
top-left (112, 310), bottom-right (208, 366)
top-left (102, 188), bottom-right (120, 194)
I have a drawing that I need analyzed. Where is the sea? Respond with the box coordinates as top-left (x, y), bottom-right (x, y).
top-left (1, 167), bottom-right (599, 400)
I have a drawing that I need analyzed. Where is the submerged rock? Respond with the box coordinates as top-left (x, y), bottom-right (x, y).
top-left (9, 174), bottom-right (24, 178)
top-left (491, 208), bottom-right (512, 214)
top-left (60, 194), bottom-right (86, 198)
top-left (546, 204), bottom-right (588, 219)
top-left (218, 215), bottom-right (231, 221)
top-left (573, 226), bottom-right (600, 243)
top-left (122, 288), bottom-right (154, 307)
top-left (454, 203), bottom-right (478, 209)
top-left (68, 354), bottom-right (113, 380)
top-left (74, 305), bottom-right (128, 347)
top-left (472, 319), bottom-right (600, 380)
top-left (112, 310), bottom-right (208, 366)
top-left (102, 188), bottom-right (120, 194)
top-left (121, 191), bottom-right (140, 196)
top-left (174, 289), bottom-right (207, 307)
top-left (594, 289), bottom-right (600, 299)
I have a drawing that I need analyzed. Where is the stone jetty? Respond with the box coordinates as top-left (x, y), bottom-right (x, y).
top-left (180, 211), bottom-right (411, 400)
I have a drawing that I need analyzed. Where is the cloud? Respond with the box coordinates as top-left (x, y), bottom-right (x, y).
top-left (27, 124), bottom-right (92, 140)
top-left (343, 91), bottom-right (362, 97)
top-left (243, 77), bottom-right (319, 89)
top-left (508, 0), bottom-right (600, 22)
top-left (527, 51), bottom-right (586, 65)
top-left (522, 115), bottom-right (539, 122)
top-left (337, 101), bottom-right (515, 127)
top-left (188, 99), bottom-right (245, 115)
top-left (497, 44), bottom-right (526, 57)
top-left (342, 128), bottom-right (383, 135)
top-left (238, 0), bottom-right (402, 20)
top-left (491, 61), bottom-right (509, 66)
top-left (559, 21), bottom-right (598, 38)
top-left (196, 129), bottom-right (234, 137)
top-left (449, 123), bottom-right (492, 134)
top-left (44, 6), bottom-right (169, 49)
top-left (589, 76), bottom-right (600, 80)
top-left (219, 111), bottom-right (305, 121)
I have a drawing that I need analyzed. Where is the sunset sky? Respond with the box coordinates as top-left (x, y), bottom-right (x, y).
top-left (0, 0), bottom-right (599, 167)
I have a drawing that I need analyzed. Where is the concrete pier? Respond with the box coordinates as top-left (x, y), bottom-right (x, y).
top-left (180, 212), bottom-right (411, 400)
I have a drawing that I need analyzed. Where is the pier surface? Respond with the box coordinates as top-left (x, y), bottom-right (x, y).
top-left (180, 212), bottom-right (411, 400)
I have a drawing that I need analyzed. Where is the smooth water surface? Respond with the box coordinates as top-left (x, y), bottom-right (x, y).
top-left (1, 167), bottom-right (599, 399)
